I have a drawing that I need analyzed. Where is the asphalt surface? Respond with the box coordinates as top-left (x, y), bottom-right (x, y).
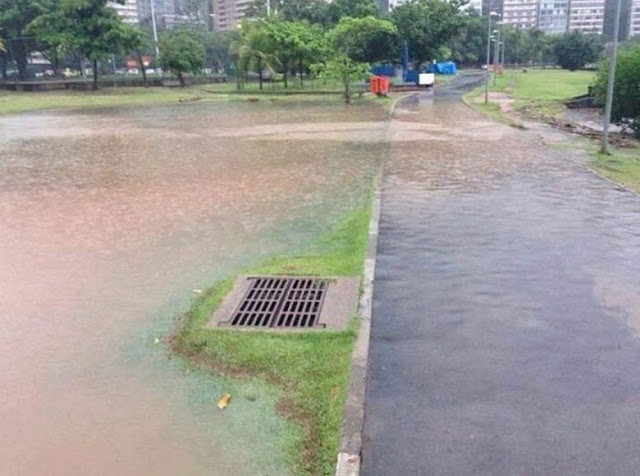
top-left (362, 73), bottom-right (640, 475)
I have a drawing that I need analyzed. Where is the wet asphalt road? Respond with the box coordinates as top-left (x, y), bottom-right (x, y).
top-left (362, 73), bottom-right (640, 475)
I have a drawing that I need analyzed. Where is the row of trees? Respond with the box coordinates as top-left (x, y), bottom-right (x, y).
top-left (0, 0), bottom-right (624, 96)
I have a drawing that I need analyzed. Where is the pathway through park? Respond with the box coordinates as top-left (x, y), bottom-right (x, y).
top-left (363, 74), bottom-right (640, 474)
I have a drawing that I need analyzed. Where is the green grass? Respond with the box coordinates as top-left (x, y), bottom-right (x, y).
top-left (0, 86), bottom-right (226, 115)
top-left (465, 69), bottom-right (595, 122)
top-left (592, 147), bottom-right (640, 192)
top-left (0, 79), bottom-right (371, 115)
top-left (204, 78), bottom-right (348, 94)
top-left (171, 205), bottom-right (373, 475)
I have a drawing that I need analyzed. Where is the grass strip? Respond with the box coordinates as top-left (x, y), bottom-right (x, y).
top-left (591, 148), bottom-right (640, 193)
top-left (171, 205), bottom-right (372, 475)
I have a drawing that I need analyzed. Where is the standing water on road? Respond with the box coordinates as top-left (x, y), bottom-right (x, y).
top-left (364, 76), bottom-right (640, 475)
top-left (0, 99), bottom-right (387, 475)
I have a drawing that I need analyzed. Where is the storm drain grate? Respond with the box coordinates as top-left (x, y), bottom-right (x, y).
top-left (229, 277), bottom-right (328, 328)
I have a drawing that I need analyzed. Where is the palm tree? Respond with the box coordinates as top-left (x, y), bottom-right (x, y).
top-left (229, 21), bottom-right (279, 91)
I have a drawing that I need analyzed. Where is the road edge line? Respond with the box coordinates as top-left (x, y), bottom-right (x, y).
top-left (335, 168), bottom-right (382, 476)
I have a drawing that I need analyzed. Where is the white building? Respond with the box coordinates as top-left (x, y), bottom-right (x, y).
top-left (212, 0), bottom-right (253, 30)
top-left (502, 0), bottom-right (540, 28)
top-left (538, 0), bottom-right (569, 33)
top-left (568, 0), bottom-right (606, 34)
top-left (388, 0), bottom-right (411, 11)
top-left (109, 0), bottom-right (139, 24)
top-left (630, 0), bottom-right (640, 37)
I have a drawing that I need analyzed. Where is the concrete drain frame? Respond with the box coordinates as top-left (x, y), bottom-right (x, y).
top-left (208, 275), bottom-right (360, 331)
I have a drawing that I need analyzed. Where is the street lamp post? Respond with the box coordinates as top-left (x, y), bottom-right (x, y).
top-left (601, 0), bottom-right (622, 154)
top-left (150, 0), bottom-right (160, 59)
top-left (484, 12), bottom-right (499, 104)
top-left (493, 25), bottom-right (501, 86)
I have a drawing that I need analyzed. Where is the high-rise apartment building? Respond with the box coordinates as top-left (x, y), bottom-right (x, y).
top-left (538, 0), bottom-right (569, 33)
top-left (109, 0), bottom-right (139, 24)
top-left (502, 0), bottom-right (539, 28)
top-left (212, 0), bottom-right (253, 30)
top-left (567, 0), bottom-right (606, 33)
top-left (631, 0), bottom-right (640, 36)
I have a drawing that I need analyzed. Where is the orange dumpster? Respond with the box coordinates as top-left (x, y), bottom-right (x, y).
top-left (378, 76), bottom-right (389, 96)
top-left (370, 76), bottom-right (380, 94)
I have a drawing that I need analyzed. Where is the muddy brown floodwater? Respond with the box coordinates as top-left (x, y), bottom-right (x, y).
top-left (0, 99), bottom-right (388, 475)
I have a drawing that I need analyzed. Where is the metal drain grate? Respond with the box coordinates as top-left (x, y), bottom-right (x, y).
top-left (229, 277), bottom-right (328, 328)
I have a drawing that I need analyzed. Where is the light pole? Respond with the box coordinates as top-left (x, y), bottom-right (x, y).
top-left (150, 0), bottom-right (160, 59)
top-left (601, 0), bottom-right (622, 154)
top-left (485, 11), bottom-right (499, 104)
top-left (493, 25), bottom-right (501, 86)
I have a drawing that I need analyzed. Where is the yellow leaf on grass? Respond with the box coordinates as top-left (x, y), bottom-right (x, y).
top-left (217, 393), bottom-right (231, 410)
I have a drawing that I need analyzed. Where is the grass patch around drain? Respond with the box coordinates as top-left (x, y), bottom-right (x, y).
top-left (170, 205), bottom-right (372, 475)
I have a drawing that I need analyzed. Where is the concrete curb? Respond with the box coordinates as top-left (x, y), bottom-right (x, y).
top-left (335, 169), bottom-right (383, 476)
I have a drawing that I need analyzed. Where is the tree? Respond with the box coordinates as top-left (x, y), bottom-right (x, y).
top-left (245, 0), bottom-right (327, 24)
top-left (391, 0), bottom-right (464, 67)
top-left (593, 44), bottom-right (640, 137)
top-left (314, 16), bottom-right (396, 104)
top-left (312, 56), bottom-right (370, 104)
top-left (120, 25), bottom-right (151, 86)
top-left (258, 19), bottom-right (326, 87)
top-left (0, 0), bottom-right (52, 80)
top-left (329, 16), bottom-right (398, 64)
top-left (229, 21), bottom-right (279, 90)
top-left (323, 0), bottom-right (380, 26)
top-left (159, 29), bottom-right (206, 86)
top-left (29, 0), bottom-right (128, 89)
top-left (202, 30), bottom-right (237, 72)
top-left (450, 12), bottom-right (486, 66)
top-left (553, 31), bottom-right (601, 70)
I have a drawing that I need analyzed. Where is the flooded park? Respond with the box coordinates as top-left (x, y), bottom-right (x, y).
top-left (0, 98), bottom-right (388, 475)
top-left (3, 74), bottom-right (640, 475)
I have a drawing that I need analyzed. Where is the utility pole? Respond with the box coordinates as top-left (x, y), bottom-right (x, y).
top-left (601, 0), bottom-right (622, 154)
top-left (484, 12), bottom-right (495, 104)
top-left (150, 0), bottom-right (160, 59)
top-left (493, 25), bottom-right (501, 86)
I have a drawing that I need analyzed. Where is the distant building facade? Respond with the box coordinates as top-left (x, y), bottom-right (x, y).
top-left (537, 0), bottom-right (570, 33)
top-left (502, 0), bottom-right (539, 28)
top-left (212, 0), bottom-right (253, 30)
top-left (109, 0), bottom-right (139, 24)
top-left (568, 0), bottom-right (606, 34)
top-left (632, 0), bottom-right (640, 36)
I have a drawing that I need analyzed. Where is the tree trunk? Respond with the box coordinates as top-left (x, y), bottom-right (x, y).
top-left (344, 80), bottom-right (350, 104)
top-left (178, 71), bottom-right (185, 87)
top-left (13, 38), bottom-right (29, 81)
top-left (137, 52), bottom-right (148, 87)
top-left (283, 70), bottom-right (288, 88)
top-left (0, 51), bottom-right (7, 79)
top-left (92, 59), bottom-right (99, 90)
top-left (258, 57), bottom-right (263, 90)
top-left (299, 58), bottom-right (304, 86)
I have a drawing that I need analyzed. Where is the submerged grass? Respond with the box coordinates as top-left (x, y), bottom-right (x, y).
top-left (0, 86), bottom-right (224, 115)
top-left (171, 205), bottom-right (372, 475)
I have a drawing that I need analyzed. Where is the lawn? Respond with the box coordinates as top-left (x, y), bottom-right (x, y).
top-left (592, 147), bottom-right (640, 193)
top-left (0, 86), bottom-right (224, 115)
top-left (465, 68), bottom-right (596, 121)
top-left (171, 204), bottom-right (373, 475)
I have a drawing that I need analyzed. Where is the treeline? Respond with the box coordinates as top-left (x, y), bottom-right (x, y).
top-left (0, 0), bottom-right (616, 92)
